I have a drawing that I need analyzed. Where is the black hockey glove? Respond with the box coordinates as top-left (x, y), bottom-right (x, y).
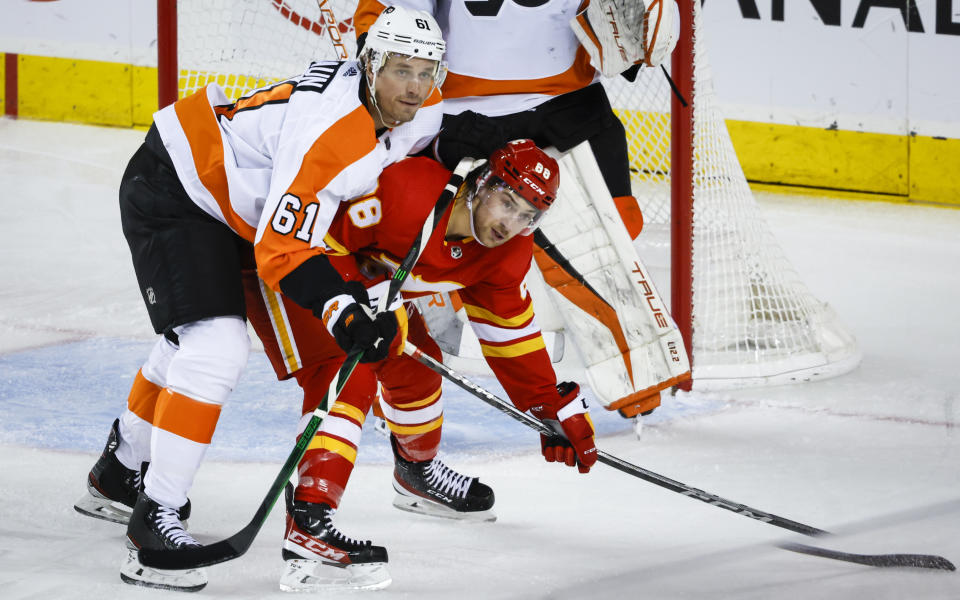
top-left (319, 281), bottom-right (397, 363)
top-left (279, 255), bottom-right (398, 363)
top-left (434, 111), bottom-right (509, 170)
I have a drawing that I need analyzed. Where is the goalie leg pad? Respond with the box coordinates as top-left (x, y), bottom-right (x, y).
top-left (533, 143), bottom-right (691, 411)
top-left (612, 195), bottom-right (644, 239)
top-left (615, 390), bottom-right (661, 418)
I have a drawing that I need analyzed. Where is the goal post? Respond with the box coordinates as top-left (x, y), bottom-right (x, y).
top-left (609, 0), bottom-right (860, 389)
top-left (670, 0), bottom-right (695, 391)
top-left (157, 0), bottom-right (861, 391)
top-left (157, 0), bottom-right (178, 109)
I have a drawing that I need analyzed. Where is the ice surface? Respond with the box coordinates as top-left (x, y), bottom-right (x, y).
top-left (1, 118), bottom-right (958, 599)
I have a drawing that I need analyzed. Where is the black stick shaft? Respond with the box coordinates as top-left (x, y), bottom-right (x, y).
top-left (138, 160), bottom-right (472, 571)
top-left (403, 343), bottom-right (956, 571)
top-left (404, 343), bottom-right (819, 535)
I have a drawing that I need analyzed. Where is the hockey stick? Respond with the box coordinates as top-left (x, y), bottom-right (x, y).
top-left (533, 229), bottom-right (611, 308)
top-left (402, 342), bottom-right (956, 572)
top-left (138, 160), bottom-right (473, 571)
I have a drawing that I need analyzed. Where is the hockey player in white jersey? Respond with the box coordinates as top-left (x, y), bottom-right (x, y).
top-left (353, 0), bottom-right (684, 420)
top-left (73, 6), bottom-right (449, 592)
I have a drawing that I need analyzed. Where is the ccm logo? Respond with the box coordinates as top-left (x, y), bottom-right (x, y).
top-left (680, 490), bottom-right (774, 523)
top-left (288, 531), bottom-right (347, 561)
top-left (522, 176), bottom-right (545, 194)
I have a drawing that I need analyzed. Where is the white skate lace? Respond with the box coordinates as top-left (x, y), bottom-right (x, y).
top-left (155, 505), bottom-right (198, 547)
top-left (423, 459), bottom-right (473, 499)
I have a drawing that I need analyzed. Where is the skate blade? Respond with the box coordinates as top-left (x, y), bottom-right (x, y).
top-left (372, 417), bottom-right (391, 439)
top-left (279, 558), bottom-right (391, 592)
top-left (120, 548), bottom-right (207, 592)
top-left (392, 493), bottom-right (497, 523)
top-left (73, 492), bottom-right (132, 525)
top-left (633, 413), bottom-right (644, 440)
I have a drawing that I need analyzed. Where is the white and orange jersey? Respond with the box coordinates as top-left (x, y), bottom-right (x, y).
top-left (354, 0), bottom-right (597, 117)
top-left (153, 60), bottom-right (443, 290)
top-left (323, 156), bottom-right (562, 411)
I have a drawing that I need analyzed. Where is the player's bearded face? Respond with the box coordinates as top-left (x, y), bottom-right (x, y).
top-left (372, 54), bottom-right (439, 126)
top-left (472, 184), bottom-right (539, 247)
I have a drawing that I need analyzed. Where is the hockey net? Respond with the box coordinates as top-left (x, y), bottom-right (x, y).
top-left (163, 0), bottom-right (860, 390)
top-left (605, 0), bottom-right (860, 388)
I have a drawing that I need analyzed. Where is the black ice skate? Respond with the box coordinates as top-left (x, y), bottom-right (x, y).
top-left (73, 418), bottom-right (190, 525)
top-left (390, 434), bottom-right (496, 522)
top-left (120, 492), bottom-right (207, 592)
top-left (280, 483), bottom-right (391, 591)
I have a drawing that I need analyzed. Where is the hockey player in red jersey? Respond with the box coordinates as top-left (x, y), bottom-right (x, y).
top-left (354, 0), bottom-right (672, 241)
top-left (73, 6), bottom-right (451, 593)
top-left (242, 140), bottom-right (597, 591)
top-left (352, 0), bottom-right (680, 419)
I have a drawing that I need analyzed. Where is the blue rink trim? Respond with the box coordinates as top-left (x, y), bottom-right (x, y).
top-left (0, 337), bottom-right (723, 464)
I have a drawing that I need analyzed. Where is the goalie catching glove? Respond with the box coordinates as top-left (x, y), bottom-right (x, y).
top-left (319, 280), bottom-right (403, 363)
top-left (571, 0), bottom-right (679, 77)
top-left (530, 382), bottom-right (597, 473)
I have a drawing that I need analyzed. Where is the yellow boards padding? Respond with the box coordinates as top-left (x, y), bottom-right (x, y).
top-left (1, 54), bottom-right (6, 114)
top-left (15, 55), bottom-right (160, 128)
top-left (132, 64), bottom-right (158, 128)
top-left (727, 121), bottom-right (909, 197)
top-left (7, 53), bottom-right (959, 206)
top-left (909, 136), bottom-right (960, 207)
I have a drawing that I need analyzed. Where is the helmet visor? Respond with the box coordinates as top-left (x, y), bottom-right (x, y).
top-left (478, 177), bottom-right (546, 236)
top-left (378, 51), bottom-right (447, 89)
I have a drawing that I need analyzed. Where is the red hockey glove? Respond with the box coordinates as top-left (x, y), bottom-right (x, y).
top-left (530, 382), bottom-right (597, 473)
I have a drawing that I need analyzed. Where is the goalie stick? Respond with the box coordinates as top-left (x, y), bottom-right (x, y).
top-left (402, 342), bottom-right (956, 572)
top-left (533, 229), bottom-right (610, 306)
top-left (137, 159), bottom-right (475, 572)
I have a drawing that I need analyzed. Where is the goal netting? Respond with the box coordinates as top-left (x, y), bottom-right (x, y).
top-left (163, 0), bottom-right (860, 390)
top-left (606, 1), bottom-right (860, 388)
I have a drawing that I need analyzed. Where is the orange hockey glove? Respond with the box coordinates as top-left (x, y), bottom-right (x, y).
top-left (530, 382), bottom-right (597, 473)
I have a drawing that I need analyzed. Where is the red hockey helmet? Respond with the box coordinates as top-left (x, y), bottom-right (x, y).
top-left (481, 139), bottom-right (560, 235)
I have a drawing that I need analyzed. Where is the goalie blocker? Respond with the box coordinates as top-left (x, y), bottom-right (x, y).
top-left (571, 0), bottom-right (679, 77)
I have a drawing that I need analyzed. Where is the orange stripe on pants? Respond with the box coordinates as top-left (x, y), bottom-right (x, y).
top-left (127, 369), bottom-right (163, 424)
top-left (154, 388), bottom-right (222, 444)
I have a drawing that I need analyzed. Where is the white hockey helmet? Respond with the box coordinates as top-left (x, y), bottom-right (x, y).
top-left (365, 5), bottom-right (445, 60)
top-left (361, 6), bottom-right (447, 87)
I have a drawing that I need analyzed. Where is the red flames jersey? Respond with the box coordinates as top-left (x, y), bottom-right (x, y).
top-left (323, 156), bottom-right (561, 411)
